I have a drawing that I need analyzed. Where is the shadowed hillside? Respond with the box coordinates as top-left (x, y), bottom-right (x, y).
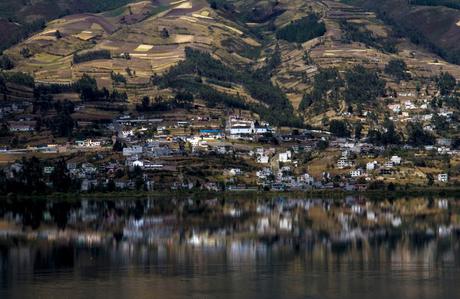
top-left (344, 0), bottom-right (460, 64)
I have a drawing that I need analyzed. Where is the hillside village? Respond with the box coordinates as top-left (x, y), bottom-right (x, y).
top-left (0, 0), bottom-right (460, 195)
top-left (0, 106), bottom-right (458, 194)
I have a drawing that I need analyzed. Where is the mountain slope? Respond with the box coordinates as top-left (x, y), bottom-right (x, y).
top-left (0, 0), bottom-right (134, 52)
top-left (2, 0), bottom-right (460, 130)
top-left (343, 0), bottom-right (460, 64)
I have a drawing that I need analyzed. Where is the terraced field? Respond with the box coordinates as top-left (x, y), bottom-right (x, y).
top-left (4, 0), bottom-right (460, 116)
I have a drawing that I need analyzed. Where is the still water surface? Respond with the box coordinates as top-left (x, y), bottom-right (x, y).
top-left (1, 195), bottom-right (460, 299)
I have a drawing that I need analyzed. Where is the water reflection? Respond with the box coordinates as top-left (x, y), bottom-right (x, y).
top-left (1, 196), bottom-right (460, 298)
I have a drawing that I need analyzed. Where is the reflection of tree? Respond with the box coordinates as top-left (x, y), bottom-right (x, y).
top-left (49, 201), bottom-right (72, 229)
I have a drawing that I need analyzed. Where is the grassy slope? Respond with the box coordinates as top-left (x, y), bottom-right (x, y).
top-left (0, 0), bottom-right (134, 52)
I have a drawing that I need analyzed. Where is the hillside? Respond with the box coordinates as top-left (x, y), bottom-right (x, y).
top-left (0, 0), bottom-right (134, 52)
top-left (343, 0), bottom-right (460, 64)
top-left (1, 0), bottom-right (460, 130)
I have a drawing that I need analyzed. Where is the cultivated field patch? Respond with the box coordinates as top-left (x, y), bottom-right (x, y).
top-left (135, 44), bottom-right (154, 52)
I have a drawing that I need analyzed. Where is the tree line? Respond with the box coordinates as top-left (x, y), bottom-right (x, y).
top-left (276, 14), bottom-right (326, 43)
top-left (73, 50), bottom-right (111, 64)
top-left (340, 20), bottom-right (397, 53)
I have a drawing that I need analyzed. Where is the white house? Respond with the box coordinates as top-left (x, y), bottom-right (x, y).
top-left (350, 169), bottom-right (363, 178)
top-left (256, 168), bottom-right (273, 180)
top-left (132, 160), bottom-right (144, 168)
top-left (279, 151), bottom-right (292, 163)
top-left (298, 173), bottom-right (315, 185)
top-left (391, 156), bottom-right (402, 165)
top-left (257, 155), bottom-right (270, 164)
top-left (366, 161), bottom-right (378, 171)
top-left (119, 129), bottom-right (134, 138)
top-left (75, 139), bottom-right (102, 148)
top-left (227, 117), bottom-right (272, 137)
top-left (229, 168), bottom-right (242, 176)
top-left (384, 161), bottom-right (395, 168)
top-left (337, 157), bottom-right (352, 169)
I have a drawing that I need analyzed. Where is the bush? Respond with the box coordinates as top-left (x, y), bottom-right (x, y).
top-left (0, 55), bottom-right (14, 70)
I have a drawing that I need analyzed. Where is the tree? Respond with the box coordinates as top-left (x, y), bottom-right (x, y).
top-left (384, 59), bottom-right (410, 82)
top-left (54, 30), bottom-right (62, 39)
top-left (329, 120), bottom-right (351, 137)
top-left (407, 122), bottom-right (435, 146)
top-left (317, 139), bottom-right (329, 150)
top-left (175, 91), bottom-right (194, 104)
top-left (354, 123), bottom-right (363, 140)
top-left (141, 96), bottom-right (150, 110)
top-left (126, 67), bottom-right (133, 77)
top-left (51, 112), bottom-right (74, 137)
top-left (161, 28), bottom-right (170, 39)
top-left (437, 72), bottom-right (456, 95)
top-left (73, 50), bottom-right (111, 64)
top-left (276, 14), bottom-right (326, 43)
top-left (0, 74), bottom-right (6, 94)
top-left (113, 140), bottom-right (125, 152)
top-left (381, 119), bottom-right (401, 145)
top-left (20, 47), bottom-right (32, 58)
top-left (299, 68), bottom-right (343, 111)
top-left (19, 157), bottom-right (47, 194)
top-left (0, 55), bottom-right (14, 70)
top-left (0, 121), bottom-right (9, 137)
top-left (344, 65), bottom-right (385, 104)
top-left (75, 74), bottom-right (98, 101)
top-left (432, 114), bottom-right (449, 132)
top-left (111, 72), bottom-right (127, 85)
top-left (50, 160), bottom-right (72, 192)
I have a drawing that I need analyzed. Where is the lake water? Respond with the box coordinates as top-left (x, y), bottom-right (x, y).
top-left (1, 195), bottom-right (460, 299)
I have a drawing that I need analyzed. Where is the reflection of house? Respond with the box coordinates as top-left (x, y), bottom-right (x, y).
top-left (43, 166), bottom-right (55, 175)
top-left (438, 173), bottom-right (448, 183)
top-left (123, 146), bottom-right (143, 156)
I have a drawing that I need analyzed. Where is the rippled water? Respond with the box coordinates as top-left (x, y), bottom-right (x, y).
top-left (1, 195), bottom-right (460, 299)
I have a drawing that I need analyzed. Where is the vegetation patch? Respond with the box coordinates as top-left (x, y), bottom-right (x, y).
top-left (276, 14), bottom-right (326, 44)
top-left (73, 50), bottom-right (111, 64)
top-left (153, 48), bottom-right (303, 127)
top-left (340, 20), bottom-right (397, 53)
top-left (409, 0), bottom-right (460, 10)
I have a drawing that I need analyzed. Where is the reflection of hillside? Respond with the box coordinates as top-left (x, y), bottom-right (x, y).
top-left (0, 196), bottom-right (459, 250)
